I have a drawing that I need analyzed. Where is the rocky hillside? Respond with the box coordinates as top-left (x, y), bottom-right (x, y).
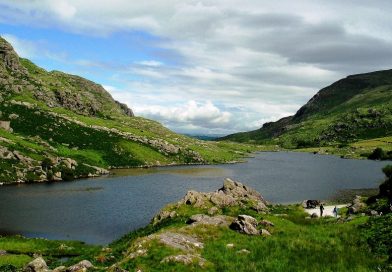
top-left (221, 69), bottom-right (392, 154)
top-left (0, 36), bottom-right (255, 184)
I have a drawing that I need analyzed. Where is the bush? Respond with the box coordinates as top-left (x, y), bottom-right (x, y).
top-left (383, 165), bottom-right (392, 179)
top-left (362, 213), bottom-right (392, 261)
top-left (368, 147), bottom-right (387, 160)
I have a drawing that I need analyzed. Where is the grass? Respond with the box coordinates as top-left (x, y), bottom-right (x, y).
top-left (0, 235), bottom-right (100, 269)
top-left (0, 201), bottom-right (389, 271)
top-left (90, 203), bottom-right (386, 272)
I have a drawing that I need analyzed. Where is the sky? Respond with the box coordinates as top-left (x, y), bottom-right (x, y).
top-left (1, 1), bottom-right (392, 135)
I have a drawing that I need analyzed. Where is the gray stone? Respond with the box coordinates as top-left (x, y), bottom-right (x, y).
top-left (187, 214), bottom-right (233, 226)
top-left (157, 232), bottom-right (203, 252)
top-left (259, 219), bottom-right (275, 227)
top-left (23, 257), bottom-right (50, 272)
top-left (161, 254), bottom-right (206, 267)
top-left (230, 215), bottom-right (259, 235)
top-left (67, 260), bottom-right (93, 272)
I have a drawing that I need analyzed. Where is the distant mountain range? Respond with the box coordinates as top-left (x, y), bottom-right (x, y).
top-left (221, 69), bottom-right (392, 149)
top-left (0, 36), bottom-right (252, 184)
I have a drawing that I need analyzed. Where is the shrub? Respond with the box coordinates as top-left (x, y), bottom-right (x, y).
top-left (383, 165), bottom-right (392, 179)
top-left (368, 147), bottom-right (386, 160)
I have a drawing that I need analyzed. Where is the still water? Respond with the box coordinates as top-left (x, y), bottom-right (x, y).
top-left (0, 152), bottom-right (389, 244)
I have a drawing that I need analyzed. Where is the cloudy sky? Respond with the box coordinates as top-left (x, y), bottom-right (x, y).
top-left (1, 1), bottom-right (392, 135)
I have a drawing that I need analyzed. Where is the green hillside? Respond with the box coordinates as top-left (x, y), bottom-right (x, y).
top-left (221, 69), bottom-right (392, 157)
top-left (0, 36), bottom-right (256, 184)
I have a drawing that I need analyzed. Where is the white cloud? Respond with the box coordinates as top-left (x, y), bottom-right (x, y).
top-left (1, 1), bottom-right (392, 134)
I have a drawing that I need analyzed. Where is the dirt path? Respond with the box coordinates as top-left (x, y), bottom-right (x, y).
top-left (304, 204), bottom-right (347, 217)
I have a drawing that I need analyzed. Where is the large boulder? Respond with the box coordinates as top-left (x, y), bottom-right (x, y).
top-left (23, 257), bottom-right (50, 272)
top-left (230, 215), bottom-right (259, 235)
top-left (348, 195), bottom-right (366, 214)
top-left (67, 260), bottom-right (93, 272)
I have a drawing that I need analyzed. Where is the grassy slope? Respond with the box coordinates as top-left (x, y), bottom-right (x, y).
top-left (3, 203), bottom-right (387, 271)
top-left (0, 38), bottom-right (261, 183)
top-left (221, 70), bottom-right (392, 158)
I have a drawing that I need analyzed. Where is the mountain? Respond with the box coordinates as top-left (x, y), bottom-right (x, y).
top-left (221, 69), bottom-right (392, 151)
top-left (0, 37), bottom-right (253, 184)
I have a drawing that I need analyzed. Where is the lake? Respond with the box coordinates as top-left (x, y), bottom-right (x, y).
top-left (0, 152), bottom-right (389, 245)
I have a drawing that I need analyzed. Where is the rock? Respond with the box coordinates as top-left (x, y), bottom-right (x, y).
top-left (182, 190), bottom-right (208, 207)
top-left (67, 260), bottom-right (93, 272)
top-left (8, 113), bottom-right (19, 120)
top-left (230, 215), bottom-right (259, 235)
top-left (157, 232), bottom-right (203, 252)
top-left (23, 257), bottom-right (50, 272)
top-left (187, 214), bottom-right (233, 226)
top-left (0, 120), bottom-right (11, 131)
top-left (129, 249), bottom-right (148, 259)
top-left (303, 200), bottom-right (320, 209)
top-left (259, 219), bottom-right (274, 227)
top-left (152, 210), bottom-right (177, 225)
top-left (237, 249), bottom-right (250, 254)
top-left (369, 210), bottom-right (379, 216)
top-left (348, 196), bottom-right (366, 214)
top-left (208, 206), bottom-right (219, 215)
top-left (210, 190), bottom-right (237, 207)
top-left (0, 249), bottom-right (7, 255)
top-left (115, 101), bottom-right (134, 117)
top-left (260, 229), bottom-right (271, 236)
top-left (53, 266), bottom-right (66, 272)
top-left (311, 213), bottom-right (318, 218)
top-left (226, 243), bottom-right (234, 249)
top-left (161, 254), bottom-right (206, 267)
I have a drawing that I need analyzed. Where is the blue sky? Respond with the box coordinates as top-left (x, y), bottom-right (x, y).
top-left (1, 1), bottom-right (392, 135)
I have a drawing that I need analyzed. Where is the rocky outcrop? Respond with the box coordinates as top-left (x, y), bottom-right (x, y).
top-left (0, 37), bottom-right (27, 74)
top-left (180, 178), bottom-right (268, 209)
top-left (115, 101), bottom-right (134, 117)
top-left (153, 178), bottom-right (268, 224)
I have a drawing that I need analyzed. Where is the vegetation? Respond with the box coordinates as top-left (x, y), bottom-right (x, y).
top-left (0, 36), bottom-right (262, 184)
top-left (221, 70), bottom-right (392, 159)
top-left (0, 235), bottom-right (100, 270)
